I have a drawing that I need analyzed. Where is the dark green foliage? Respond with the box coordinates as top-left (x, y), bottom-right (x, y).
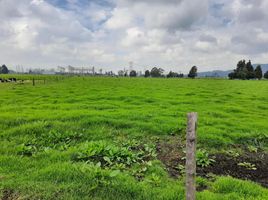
top-left (40, 130), bottom-right (83, 149)
top-left (228, 60), bottom-right (246, 79)
top-left (144, 70), bottom-right (150, 77)
top-left (18, 130), bottom-right (83, 155)
top-left (188, 66), bottom-right (197, 78)
top-left (166, 71), bottom-right (184, 78)
top-left (182, 149), bottom-right (215, 168)
top-left (129, 70), bottom-right (137, 77)
top-left (246, 60), bottom-right (255, 79)
top-left (264, 71), bottom-right (268, 79)
top-left (229, 60), bottom-right (263, 80)
top-left (237, 60), bottom-right (246, 71)
top-left (237, 71), bottom-right (247, 80)
top-left (239, 133), bottom-right (268, 149)
top-left (18, 143), bottom-right (38, 156)
top-left (254, 65), bottom-right (263, 80)
top-left (228, 72), bottom-right (236, 79)
top-left (150, 67), bottom-right (164, 77)
top-left (236, 60), bottom-right (247, 79)
top-left (71, 140), bottom-right (157, 177)
top-left (0, 64), bottom-right (9, 74)
top-left (196, 149), bottom-right (215, 168)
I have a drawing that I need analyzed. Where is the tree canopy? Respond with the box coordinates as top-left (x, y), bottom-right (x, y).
top-left (150, 67), bottom-right (164, 77)
top-left (228, 60), bottom-right (263, 80)
top-left (264, 71), bottom-right (268, 79)
top-left (144, 70), bottom-right (150, 77)
top-left (129, 70), bottom-right (137, 77)
top-left (0, 64), bottom-right (9, 74)
top-left (188, 66), bottom-right (197, 78)
top-left (167, 71), bottom-right (184, 78)
top-left (254, 65), bottom-right (263, 80)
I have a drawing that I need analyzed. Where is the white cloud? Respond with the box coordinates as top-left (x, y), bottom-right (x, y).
top-left (105, 8), bottom-right (133, 29)
top-left (0, 0), bottom-right (268, 72)
top-left (122, 27), bottom-right (147, 47)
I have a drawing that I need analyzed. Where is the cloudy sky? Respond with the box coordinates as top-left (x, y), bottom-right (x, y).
top-left (1, 0), bottom-right (268, 72)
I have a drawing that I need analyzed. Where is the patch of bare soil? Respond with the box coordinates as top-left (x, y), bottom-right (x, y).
top-left (156, 136), bottom-right (185, 178)
top-left (199, 152), bottom-right (268, 187)
top-left (156, 137), bottom-right (268, 188)
top-left (1, 189), bottom-right (19, 200)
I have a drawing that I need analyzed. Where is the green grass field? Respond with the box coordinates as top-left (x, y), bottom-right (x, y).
top-left (0, 76), bottom-right (268, 199)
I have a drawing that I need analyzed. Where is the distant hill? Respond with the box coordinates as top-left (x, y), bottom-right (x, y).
top-left (198, 70), bottom-right (232, 77)
top-left (198, 64), bottom-right (268, 77)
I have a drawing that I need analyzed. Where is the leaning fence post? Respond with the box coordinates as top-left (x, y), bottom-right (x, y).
top-left (186, 112), bottom-right (197, 200)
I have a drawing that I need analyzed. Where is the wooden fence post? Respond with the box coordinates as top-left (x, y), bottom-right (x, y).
top-left (186, 112), bottom-right (197, 200)
top-left (33, 78), bottom-right (35, 86)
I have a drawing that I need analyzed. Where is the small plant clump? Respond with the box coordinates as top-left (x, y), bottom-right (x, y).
top-left (244, 133), bottom-right (268, 149)
top-left (181, 149), bottom-right (215, 168)
top-left (196, 149), bottom-right (215, 168)
top-left (76, 162), bottom-right (120, 190)
top-left (18, 143), bottom-right (38, 156)
top-left (225, 149), bottom-right (240, 158)
top-left (131, 161), bottom-right (153, 180)
top-left (18, 130), bottom-right (83, 156)
top-left (71, 140), bottom-right (157, 179)
top-left (144, 173), bottom-right (161, 186)
top-left (237, 162), bottom-right (257, 170)
top-left (247, 145), bottom-right (258, 153)
top-left (177, 164), bottom-right (185, 174)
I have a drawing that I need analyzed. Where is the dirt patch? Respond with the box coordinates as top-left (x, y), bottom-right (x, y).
top-left (1, 189), bottom-right (19, 200)
top-left (196, 184), bottom-right (208, 192)
top-left (199, 152), bottom-right (268, 187)
top-left (156, 136), bottom-right (185, 178)
top-left (156, 137), bottom-right (268, 187)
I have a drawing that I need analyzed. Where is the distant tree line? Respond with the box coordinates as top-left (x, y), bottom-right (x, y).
top-left (166, 71), bottom-right (184, 78)
top-left (120, 66), bottom-right (197, 78)
top-left (4, 61), bottom-right (267, 80)
top-left (1, 63), bottom-right (199, 79)
top-left (228, 60), bottom-right (264, 80)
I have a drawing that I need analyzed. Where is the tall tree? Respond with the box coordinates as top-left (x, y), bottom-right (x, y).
top-left (150, 67), bottom-right (164, 77)
top-left (246, 60), bottom-right (254, 79)
top-left (144, 70), bottom-right (150, 77)
top-left (264, 71), bottom-right (268, 79)
top-left (229, 60), bottom-right (249, 80)
top-left (129, 70), bottom-right (137, 77)
top-left (237, 60), bottom-right (246, 71)
top-left (254, 65), bottom-right (263, 80)
top-left (236, 60), bottom-right (247, 79)
top-left (188, 66), bottom-right (197, 78)
top-left (0, 64), bottom-right (9, 74)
